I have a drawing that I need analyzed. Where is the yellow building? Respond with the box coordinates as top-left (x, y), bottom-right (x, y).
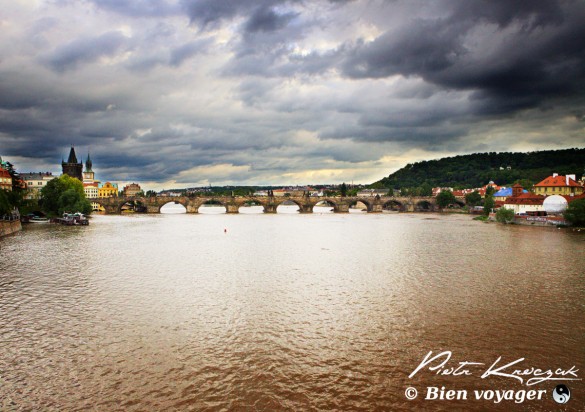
top-left (534, 174), bottom-right (583, 196)
top-left (98, 182), bottom-right (118, 198)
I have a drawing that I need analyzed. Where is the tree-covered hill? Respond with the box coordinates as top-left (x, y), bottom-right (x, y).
top-left (372, 148), bottom-right (585, 189)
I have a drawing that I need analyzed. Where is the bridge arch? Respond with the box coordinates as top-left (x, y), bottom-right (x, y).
top-left (159, 200), bottom-right (187, 213)
top-left (275, 198), bottom-right (303, 213)
top-left (383, 199), bottom-right (404, 212)
top-left (313, 199), bottom-right (337, 213)
top-left (453, 199), bottom-right (465, 208)
top-left (88, 199), bottom-right (107, 213)
top-left (196, 198), bottom-right (228, 213)
top-left (347, 198), bottom-right (371, 212)
top-left (238, 199), bottom-right (265, 214)
top-left (117, 198), bottom-right (150, 214)
top-left (415, 200), bottom-right (433, 212)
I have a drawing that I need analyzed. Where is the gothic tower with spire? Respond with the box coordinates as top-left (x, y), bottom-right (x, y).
top-left (83, 151), bottom-right (95, 183)
top-left (62, 146), bottom-right (83, 181)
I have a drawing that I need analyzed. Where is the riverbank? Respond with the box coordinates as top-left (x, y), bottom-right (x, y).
top-left (0, 220), bottom-right (22, 238)
top-left (483, 213), bottom-right (570, 227)
top-left (512, 215), bottom-right (568, 226)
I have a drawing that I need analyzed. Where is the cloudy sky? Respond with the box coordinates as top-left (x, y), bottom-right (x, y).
top-left (1, 0), bottom-right (584, 189)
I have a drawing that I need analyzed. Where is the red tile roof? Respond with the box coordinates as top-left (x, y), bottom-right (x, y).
top-left (535, 175), bottom-right (580, 187)
top-left (563, 193), bottom-right (585, 202)
top-left (0, 167), bottom-right (11, 178)
top-left (504, 192), bottom-right (545, 205)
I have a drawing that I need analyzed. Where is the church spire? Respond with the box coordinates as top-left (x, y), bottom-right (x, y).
top-left (86, 151), bottom-right (93, 172)
top-left (62, 145), bottom-right (83, 181)
top-left (67, 146), bottom-right (78, 164)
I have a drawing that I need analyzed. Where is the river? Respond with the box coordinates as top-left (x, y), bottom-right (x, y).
top-left (1, 210), bottom-right (583, 411)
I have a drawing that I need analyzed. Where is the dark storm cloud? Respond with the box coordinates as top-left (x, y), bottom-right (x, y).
top-left (218, 4), bottom-right (315, 78)
top-left (449, 0), bottom-right (565, 28)
top-left (1, 0), bottom-right (584, 187)
top-left (181, 0), bottom-right (294, 28)
top-left (340, 0), bottom-right (585, 111)
top-left (40, 31), bottom-right (129, 72)
top-left (244, 7), bottom-right (299, 33)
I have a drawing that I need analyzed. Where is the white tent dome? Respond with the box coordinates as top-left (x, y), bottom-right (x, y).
top-left (543, 195), bottom-right (568, 213)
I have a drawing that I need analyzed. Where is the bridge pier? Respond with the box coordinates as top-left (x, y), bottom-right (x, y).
top-left (104, 205), bottom-right (119, 214)
top-left (263, 204), bottom-right (277, 213)
top-left (335, 203), bottom-right (350, 213)
top-left (226, 204), bottom-right (239, 214)
top-left (369, 204), bottom-right (383, 213)
top-left (146, 205), bottom-right (160, 213)
top-left (186, 204), bottom-right (198, 213)
top-left (299, 204), bottom-right (313, 213)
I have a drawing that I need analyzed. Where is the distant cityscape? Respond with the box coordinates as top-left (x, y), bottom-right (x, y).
top-left (1, 146), bottom-right (584, 218)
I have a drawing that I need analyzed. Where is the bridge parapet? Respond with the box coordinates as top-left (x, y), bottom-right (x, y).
top-left (87, 195), bottom-right (451, 214)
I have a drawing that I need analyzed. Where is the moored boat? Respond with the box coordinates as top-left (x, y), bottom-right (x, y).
top-left (21, 214), bottom-right (49, 223)
top-left (59, 212), bottom-right (89, 226)
top-left (29, 216), bottom-right (50, 223)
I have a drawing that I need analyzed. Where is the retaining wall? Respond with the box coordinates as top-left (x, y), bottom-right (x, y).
top-left (0, 220), bottom-right (22, 238)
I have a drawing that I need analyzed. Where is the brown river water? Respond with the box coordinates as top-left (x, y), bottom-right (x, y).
top-left (1, 209), bottom-right (583, 411)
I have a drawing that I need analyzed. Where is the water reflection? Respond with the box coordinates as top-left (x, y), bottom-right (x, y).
top-left (198, 204), bottom-right (227, 214)
top-left (276, 203), bottom-right (300, 213)
top-left (238, 205), bottom-right (264, 214)
top-left (160, 202), bottom-right (187, 214)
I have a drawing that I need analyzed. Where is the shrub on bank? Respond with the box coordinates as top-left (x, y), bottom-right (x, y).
top-left (564, 198), bottom-right (585, 227)
top-left (495, 207), bottom-right (515, 224)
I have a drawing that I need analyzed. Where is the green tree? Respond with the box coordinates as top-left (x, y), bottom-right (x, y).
top-left (372, 148), bottom-right (585, 189)
top-left (495, 207), bottom-right (515, 224)
top-left (0, 189), bottom-right (11, 215)
top-left (387, 188), bottom-right (394, 196)
top-left (564, 199), bottom-right (585, 226)
top-left (483, 195), bottom-right (495, 216)
top-left (485, 186), bottom-right (496, 197)
top-left (40, 175), bottom-right (91, 216)
top-left (436, 190), bottom-right (456, 208)
top-left (465, 190), bottom-right (482, 207)
top-left (368, 181), bottom-right (386, 189)
top-left (347, 188), bottom-right (359, 196)
top-left (39, 176), bottom-right (67, 214)
top-left (419, 182), bottom-right (432, 196)
top-left (145, 190), bottom-right (157, 197)
top-left (340, 182), bottom-right (348, 197)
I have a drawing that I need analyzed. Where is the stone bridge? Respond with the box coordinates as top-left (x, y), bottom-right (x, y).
top-left (90, 195), bottom-right (464, 214)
